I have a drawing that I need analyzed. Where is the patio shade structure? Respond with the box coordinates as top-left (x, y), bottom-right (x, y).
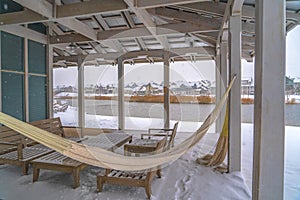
top-left (0, 0), bottom-right (299, 199)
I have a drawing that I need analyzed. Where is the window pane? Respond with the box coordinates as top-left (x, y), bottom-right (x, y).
top-left (53, 67), bottom-right (78, 126)
top-left (124, 63), bottom-right (164, 130)
top-left (170, 61), bottom-right (215, 132)
top-left (84, 65), bottom-right (118, 129)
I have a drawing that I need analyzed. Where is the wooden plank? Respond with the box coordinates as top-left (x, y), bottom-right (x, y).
top-left (154, 7), bottom-right (221, 29)
top-left (56, 0), bottom-right (128, 18)
top-left (135, 0), bottom-right (212, 9)
top-left (13, 0), bottom-right (53, 19)
top-left (49, 23), bottom-right (217, 45)
top-left (0, 9), bottom-right (46, 25)
top-left (0, 25), bottom-right (47, 44)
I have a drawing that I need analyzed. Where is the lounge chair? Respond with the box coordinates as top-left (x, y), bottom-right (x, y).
top-left (96, 137), bottom-right (167, 199)
top-left (140, 121), bottom-right (179, 150)
top-left (0, 117), bottom-right (65, 175)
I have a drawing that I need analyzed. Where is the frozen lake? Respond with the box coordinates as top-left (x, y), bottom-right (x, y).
top-left (60, 99), bottom-right (300, 126)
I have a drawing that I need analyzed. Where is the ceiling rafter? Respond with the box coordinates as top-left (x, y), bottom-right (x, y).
top-left (0, 9), bottom-right (46, 25)
top-left (12, 0), bottom-right (53, 19)
top-left (56, 0), bottom-right (128, 19)
top-left (153, 7), bottom-right (222, 30)
top-left (50, 22), bottom-right (218, 45)
top-left (47, 22), bottom-right (64, 35)
top-left (94, 14), bottom-right (125, 52)
top-left (10, 0), bottom-right (124, 52)
top-left (124, 0), bottom-right (170, 50)
top-left (0, 25), bottom-right (47, 44)
top-left (1, 0), bottom-right (128, 26)
top-left (121, 10), bottom-right (147, 51)
top-left (189, 33), bottom-right (216, 47)
top-left (134, 0), bottom-right (212, 9)
top-left (53, 47), bottom-right (216, 63)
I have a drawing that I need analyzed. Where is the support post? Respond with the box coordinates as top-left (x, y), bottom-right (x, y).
top-left (0, 31), bottom-right (2, 112)
top-left (77, 57), bottom-right (85, 137)
top-left (215, 48), bottom-right (222, 132)
top-left (47, 26), bottom-right (54, 118)
top-left (228, 14), bottom-right (241, 172)
top-left (216, 41), bottom-right (228, 133)
top-left (24, 36), bottom-right (29, 122)
top-left (118, 57), bottom-right (125, 130)
top-left (220, 42), bottom-right (228, 89)
top-left (252, 1), bottom-right (285, 199)
top-left (163, 52), bottom-right (170, 129)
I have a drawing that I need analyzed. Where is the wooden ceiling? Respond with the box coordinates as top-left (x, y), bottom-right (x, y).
top-left (0, 0), bottom-right (299, 66)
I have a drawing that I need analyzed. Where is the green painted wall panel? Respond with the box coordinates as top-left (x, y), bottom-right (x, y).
top-left (29, 76), bottom-right (47, 121)
top-left (1, 72), bottom-right (24, 120)
top-left (28, 40), bottom-right (46, 74)
top-left (1, 31), bottom-right (24, 71)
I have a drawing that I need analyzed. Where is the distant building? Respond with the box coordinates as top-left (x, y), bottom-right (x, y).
top-left (285, 76), bottom-right (294, 95)
top-left (294, 78), bottom-right (300, 95)
top-left (241, 77), bottom-right (254, 96)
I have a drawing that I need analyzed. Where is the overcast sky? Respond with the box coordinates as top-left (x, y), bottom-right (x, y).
top-left (54, 26), bottom-right (300, 86)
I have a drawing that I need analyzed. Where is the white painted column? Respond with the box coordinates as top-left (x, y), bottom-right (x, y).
top-left (228, 14), bottom-right (242, 172)
top-left (215, 48), bottom-right (222, 132)
top-left (252, 1), bottom-right (285, 199)
top-left (220, 42), bottom-right (228, 89)
top-left (118, 57), bottom-right (125, 130)
top-left (0, 31), bottom-right (1, 112)
top-left (24, 36), bottom-right (29, 122)
top-left (77, 56), bottom-right (85, 136)
top-left (163, 53), bottom-right (170, 129)
top-left (216, 42), bottom-right (229, 133)
top-left (47, 27), bottom-right (54, 118)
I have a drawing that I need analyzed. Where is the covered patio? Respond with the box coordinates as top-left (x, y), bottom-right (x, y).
top-left (0, 0), bottom-right (299, 199)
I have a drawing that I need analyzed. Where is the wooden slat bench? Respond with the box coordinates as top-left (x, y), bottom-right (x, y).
top-left (0, 117), bottom-right (66, 175)
top-left (31, 133), bottom-right (132, 188)
top-left (32, 152), bottom-right (87, 188)
top-left (97, 138), bottom-right (166, 199)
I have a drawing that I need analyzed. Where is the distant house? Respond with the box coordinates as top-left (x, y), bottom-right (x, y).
top-left (294, 78), bottom-right (300, 95)
top-left (241, 77), bottom-right (254, 95)
top-left (285, 77), bottom-right (294, 95)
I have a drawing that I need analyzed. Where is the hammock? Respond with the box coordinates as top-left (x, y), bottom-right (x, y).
top-left (197, 104), bottom-right (229, 171)
top-left (0, 76), bottom-right (236, 171)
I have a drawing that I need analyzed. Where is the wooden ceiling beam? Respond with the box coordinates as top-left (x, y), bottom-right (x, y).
top-left (94, 14), bottom-right (125, 52)
top-left (56, 18), bottom-right (97, 41)
top-left (47, 22), bottom-right (64, 35)
top-left (0, 9), bottom-right (47, 26)
top-left (12, 0), bottom-right (53, 19)
top-left (53, 47), bottom-right (215, 62)
top-left (0, 25), bottom-right (47, 44)
top-left (124, 0), bottom-right (170, 49)
top-left (190, 33), bottom-right (216, 46)
top-left (56, 0), bottom-right (128, 18)
top-left (4, 0), bottom-right (127, 26)
top-left (50, 23), bottom-right (218, 44)
top-left (153, 7), bottom-right (222, 29)
top-left (135, 0), bottom-right (212, 9)
top-left (173, 2), bottom-right (226, 17)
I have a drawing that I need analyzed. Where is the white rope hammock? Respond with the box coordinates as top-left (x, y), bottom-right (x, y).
top-left (0, 76), bottom-right (236, 171)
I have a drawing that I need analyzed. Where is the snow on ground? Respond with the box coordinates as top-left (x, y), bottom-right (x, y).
top-left (0, 131), bottom-right (251, 200)
top-left (1, 108), bottom-right (299, 199)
